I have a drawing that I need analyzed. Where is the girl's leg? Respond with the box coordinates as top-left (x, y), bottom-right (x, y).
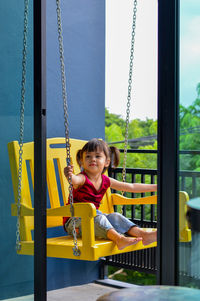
top-left (94, 214), bottom-right (142, 250)
top-left (107, 228), bottom-right (142, 250)
top-left (64, 217), bottom-right (82, 237)
top-left (106, 212), bottom-right (137, 234)
top-left (127, 226), bottom-right (157, 245)
top-left (105, 212), bottom-right (156, 246)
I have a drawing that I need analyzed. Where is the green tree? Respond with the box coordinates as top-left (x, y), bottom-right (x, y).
top-left (105, 108), bottom-right (157, 170)
top-left (179, 83), bottom-right (200, 197)
top-left (179, 83), bottom-right (200, 171)
top-left (105, 108), bottom-right (125, 128)
top-left (105, 123), bottom-right (124, 147)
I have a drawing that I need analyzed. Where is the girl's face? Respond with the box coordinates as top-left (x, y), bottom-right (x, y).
top-left (81, 149), bottom-right (110, 175)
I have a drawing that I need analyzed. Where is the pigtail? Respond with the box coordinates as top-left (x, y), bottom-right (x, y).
top-left (109, 146), bottom-right (120, 168)
top-left (76, 149), bottom-right (82, 168)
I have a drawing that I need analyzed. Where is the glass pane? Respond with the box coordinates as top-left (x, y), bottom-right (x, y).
top-left (0, 1), bottom-right (34, 300)
top-left (179, 0), bottom-right (200, 288)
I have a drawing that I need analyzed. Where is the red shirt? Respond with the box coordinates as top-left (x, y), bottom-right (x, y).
top-left (63, 172), bottom-right (110, 225)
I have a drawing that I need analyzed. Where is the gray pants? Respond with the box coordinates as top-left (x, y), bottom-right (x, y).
top-left (64, 210), bottom-right (136, 239)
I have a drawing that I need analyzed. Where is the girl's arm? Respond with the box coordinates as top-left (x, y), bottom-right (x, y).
top-left (109, 177), bottom-right (157, 193)
top-left (64, 165), bottom-right (85, 187)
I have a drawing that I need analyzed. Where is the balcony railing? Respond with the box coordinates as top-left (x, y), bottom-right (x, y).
top-left (107, 165), bottom-right (157, 274)
top-left (103, 149), bottom-right (200, 278)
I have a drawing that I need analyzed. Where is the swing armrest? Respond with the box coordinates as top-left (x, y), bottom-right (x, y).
top-left (47, 202), bottom-right (96, 218)
top-left (111, 193), bottom-right (157, 205)
top-left (11, 202), bottom-right (97, 218)
top-left (11, 202), bottom-right (96, 248)
top-left (48, 203), bottom-right (97, 248)
top-left (11, 203), bottom-right (34, 216)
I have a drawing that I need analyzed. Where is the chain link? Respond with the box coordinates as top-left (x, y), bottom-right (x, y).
top-left (16, 0), bottom-right (29, 251)
top-left (122, 0), bottom-right (138, 186)
top-left (56, 0), bottom-right (80, 257)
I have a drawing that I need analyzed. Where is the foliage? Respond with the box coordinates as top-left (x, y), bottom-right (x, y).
top-left (179, 83), bottom-right (200, 172)
top-left (128, 119), bottom-right (157, 140)
top-left (105, 123), bottom-right (124, 148)
top-left (108, 266), bottom-right (156, 285)
top-left (105, 108), bottom-right (125, 129)
top-left (105, 109), bottom-right (157, 170)
top-left (105, 108), bottom-right (157, 148)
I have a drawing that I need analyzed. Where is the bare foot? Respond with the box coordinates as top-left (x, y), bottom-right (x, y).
top-left (142, 230), bottom-right (157, 246)
top-left (116, 236), bottom-right (142, 250)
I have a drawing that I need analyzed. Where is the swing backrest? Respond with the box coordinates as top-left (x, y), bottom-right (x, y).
top-left (8, 140), bottom-right (34, 241)
top-left (8, 137), bottom-right (114, 241)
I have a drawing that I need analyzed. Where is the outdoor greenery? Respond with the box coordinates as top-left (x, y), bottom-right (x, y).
top-left (105, 108), bottom-right (157, 170)
top-left (179, 83), bottom-right (200, 170)
top-left (108, 266), bottom-right (156, 285)
top-left (179, 83), bottom-right (200, 197)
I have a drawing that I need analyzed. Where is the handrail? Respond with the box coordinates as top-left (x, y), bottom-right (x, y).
top-left (117, 149), bottom-right (200, 155)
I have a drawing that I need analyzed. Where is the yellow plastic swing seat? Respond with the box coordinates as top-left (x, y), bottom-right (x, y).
top-left (8, 138), bottom-right (190, 261)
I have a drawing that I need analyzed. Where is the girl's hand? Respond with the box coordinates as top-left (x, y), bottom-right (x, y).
top-left (64, 165), bottom-right (74, 181)
top-left (64, 165), bottom-right (85, 187)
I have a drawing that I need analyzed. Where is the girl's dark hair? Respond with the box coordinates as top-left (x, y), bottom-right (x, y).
top-left (76, 138), bottom-right (120, 173)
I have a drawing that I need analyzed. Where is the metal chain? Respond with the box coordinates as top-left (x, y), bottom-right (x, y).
top-left (56, 0), bottom-right (80, 257)
top-left (16, 0), bottom-right (29, 251)
top-left (122, 0), bottom-right (138, 185)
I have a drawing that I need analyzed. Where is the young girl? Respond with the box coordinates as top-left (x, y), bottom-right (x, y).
top-left (64, 138), bottom-right (157, 250)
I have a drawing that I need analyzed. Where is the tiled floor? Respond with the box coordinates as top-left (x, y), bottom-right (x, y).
top-left (2, 283), bottom-right (119, 301)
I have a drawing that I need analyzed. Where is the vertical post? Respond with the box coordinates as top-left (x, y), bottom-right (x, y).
top-left (34, 0), bottom-right (46, 300)
top-left (157, 0), bottom-right (179, 285)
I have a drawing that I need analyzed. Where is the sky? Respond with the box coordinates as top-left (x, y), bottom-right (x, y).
top-left (105, 0), bottom-right (200, 121)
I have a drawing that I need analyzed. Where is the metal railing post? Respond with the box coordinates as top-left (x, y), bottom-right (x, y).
top-left (34, 0), bottom-right (47, 300)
